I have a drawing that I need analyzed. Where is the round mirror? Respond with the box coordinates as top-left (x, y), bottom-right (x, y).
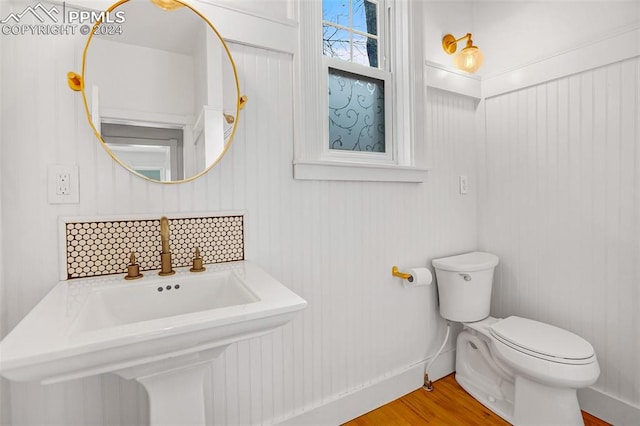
top-left (80, 0), bottom-right (243, 183)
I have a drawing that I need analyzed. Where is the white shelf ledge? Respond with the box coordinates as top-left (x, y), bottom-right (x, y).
top-left (293, 160), bottom-right (429, 183)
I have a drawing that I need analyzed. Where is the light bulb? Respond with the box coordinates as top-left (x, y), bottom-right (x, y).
top-left (453, 46), bottom-right (484, 73)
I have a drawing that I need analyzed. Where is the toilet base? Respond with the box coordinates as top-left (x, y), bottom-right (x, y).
top-left (456, 328), bottom-right (586, 426)
top-left (455, 329), bottom-right (515, 423)
top-left (455, 373), bottom-right (514, 422)
top-left (513, 375), bottom-right (583, 425)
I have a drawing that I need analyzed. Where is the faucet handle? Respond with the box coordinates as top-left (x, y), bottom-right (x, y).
top-left (190, 248), bottom-right (206, 273)
top-left (125, 252), bottom-right (143, 280)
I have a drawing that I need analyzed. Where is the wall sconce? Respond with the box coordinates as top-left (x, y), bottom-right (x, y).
top-left (442, 33), bottom-right (484, 73)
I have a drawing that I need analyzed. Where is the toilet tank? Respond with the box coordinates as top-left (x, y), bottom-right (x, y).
top-left (432, 252), bottom-right (499, 322)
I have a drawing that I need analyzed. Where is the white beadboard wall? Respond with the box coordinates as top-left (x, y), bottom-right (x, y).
top-left (0, 23), bottom-right (479, 426)
top-left (479, 57), bottom-right (640, 411)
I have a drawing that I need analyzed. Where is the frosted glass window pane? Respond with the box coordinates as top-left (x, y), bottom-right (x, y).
top-left (328, 68), bottom-right (385, 152)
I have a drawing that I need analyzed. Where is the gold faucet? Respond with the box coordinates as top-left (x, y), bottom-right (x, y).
top-left (159, 216), bottom-right (175, 276)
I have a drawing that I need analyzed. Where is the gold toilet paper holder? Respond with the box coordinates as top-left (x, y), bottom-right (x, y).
top-left (391, 266), bottom-right (413, 281)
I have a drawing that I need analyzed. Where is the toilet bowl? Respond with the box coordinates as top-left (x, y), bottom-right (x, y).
top-left (432, 252), bottom-right (600, 426)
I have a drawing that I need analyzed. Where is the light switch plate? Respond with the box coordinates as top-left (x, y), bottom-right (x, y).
top-left (48, 164), bottom-right (79, 204)
top-left (459, 175), bottom-right (469, 195)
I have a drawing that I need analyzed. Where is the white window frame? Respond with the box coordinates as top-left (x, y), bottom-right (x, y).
top-left (293, 0), bottom-right (429, 182)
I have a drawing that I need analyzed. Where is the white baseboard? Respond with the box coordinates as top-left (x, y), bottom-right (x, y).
top-left (276, 349), bottom-right (456, 426)
top-left (578, 386), bottom-right (640, 426)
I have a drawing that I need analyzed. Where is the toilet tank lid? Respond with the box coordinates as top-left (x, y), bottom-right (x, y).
top-left (490, 316), bottom-right (595, 360)
top-left (431, 252), bottom-right (499, 272)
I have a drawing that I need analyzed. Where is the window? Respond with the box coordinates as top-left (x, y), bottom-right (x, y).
top-left (293, 0), bottom-right (429, 182)
top-left (322, 0), bottom-right (380, 68)
top-left (322, 0), bottom-right (392, 163)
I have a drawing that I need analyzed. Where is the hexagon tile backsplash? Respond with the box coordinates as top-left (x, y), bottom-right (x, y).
top-left (62, 213), bottom-right (244, 279)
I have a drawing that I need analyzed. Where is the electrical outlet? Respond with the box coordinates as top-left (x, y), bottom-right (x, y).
top-left (56, 173), bottom-right (71, 195)
top-left (459, 175), bottom-right (469, 195)
top-left (48, 165), bottom-right (79, 204)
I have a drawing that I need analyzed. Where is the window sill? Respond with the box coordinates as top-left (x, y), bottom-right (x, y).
top-left (293, 160), bottom-right (429, 182)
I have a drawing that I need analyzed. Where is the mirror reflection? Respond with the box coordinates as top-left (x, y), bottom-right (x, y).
top-left (82, 0), bottom-right (239, 182)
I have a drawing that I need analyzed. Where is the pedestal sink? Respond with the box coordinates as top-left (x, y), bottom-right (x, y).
top-left (0, 261), bottom-right (306, 425)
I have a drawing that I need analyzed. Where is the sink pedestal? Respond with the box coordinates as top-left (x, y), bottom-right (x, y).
top-left (114, 346), bottom-right (227, 426)
top-left (139, 363), bottom-right (209, 426)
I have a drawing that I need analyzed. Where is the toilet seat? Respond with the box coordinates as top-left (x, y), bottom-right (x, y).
top-left (490, 316), bottom-right (595, 365)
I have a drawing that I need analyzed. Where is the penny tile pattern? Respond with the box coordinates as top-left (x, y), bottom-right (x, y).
top-left (65, 216), bottom-right (244, 279)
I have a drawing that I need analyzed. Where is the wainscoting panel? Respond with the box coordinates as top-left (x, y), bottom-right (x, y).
top-left (479, 57), bottom-right (640, 410)
top-left (1, 22), bottom-right (479, 426)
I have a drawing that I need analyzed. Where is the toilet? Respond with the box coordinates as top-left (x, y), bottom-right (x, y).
top-left (432, 252), bottom-right (600, 426)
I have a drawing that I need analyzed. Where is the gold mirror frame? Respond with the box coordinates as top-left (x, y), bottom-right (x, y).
top-left (69, 0), bottom-right (247, 184)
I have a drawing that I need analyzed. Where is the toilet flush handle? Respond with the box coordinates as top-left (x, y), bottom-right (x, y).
top-left (459, 273), bottom-right (472, 281)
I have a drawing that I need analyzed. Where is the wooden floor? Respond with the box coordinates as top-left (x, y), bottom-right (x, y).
top-left (343, 374), bottom-right (610, 425)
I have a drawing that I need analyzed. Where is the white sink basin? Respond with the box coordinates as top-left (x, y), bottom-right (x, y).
top-left (71, 270), bottom-right (259, 334)
top-left (0, 261), bottom-right (306, 384)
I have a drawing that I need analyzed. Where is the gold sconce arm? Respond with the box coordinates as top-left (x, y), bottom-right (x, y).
top-left (392, 266), bottom-right (412, 280)
top-left (442, 33), bottom-right (473, 55)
